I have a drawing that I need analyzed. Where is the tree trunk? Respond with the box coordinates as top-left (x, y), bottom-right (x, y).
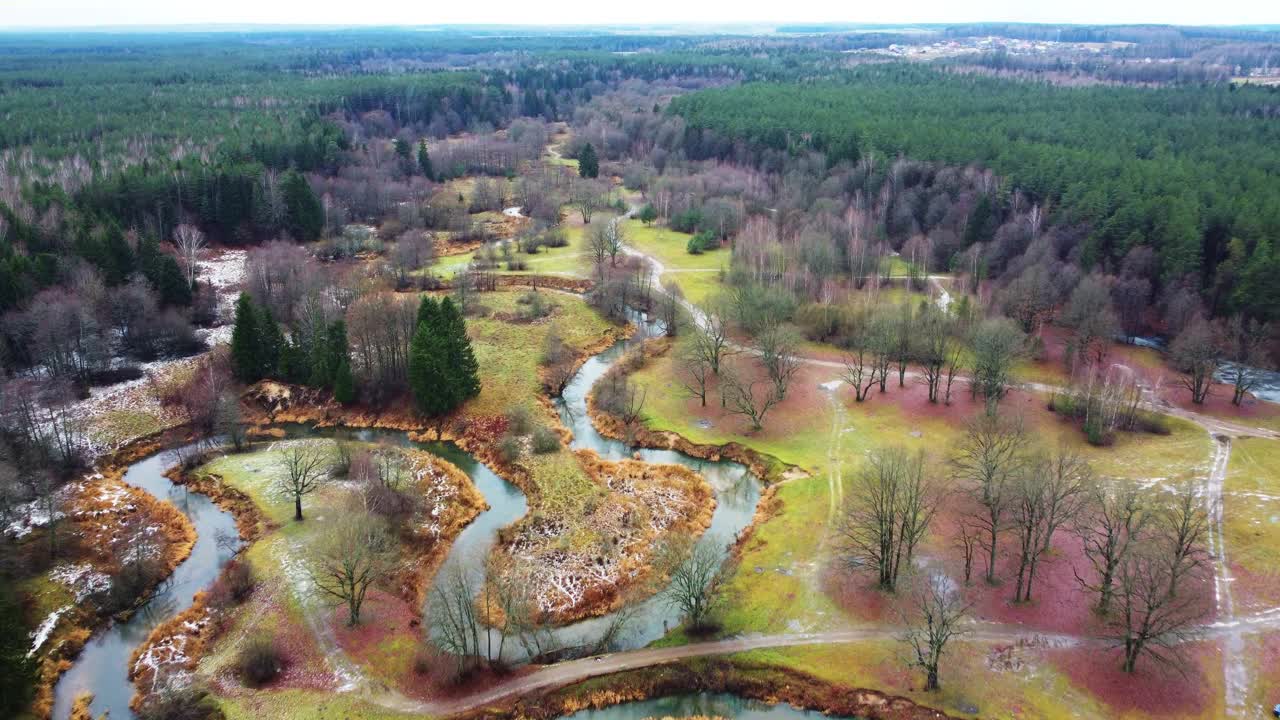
top-left (294, 495), bottom-right (303, 521)
top-left (925, 666), bottom-right (939, 691)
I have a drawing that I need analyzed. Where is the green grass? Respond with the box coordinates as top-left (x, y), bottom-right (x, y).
top-left (218, 690), bottom-right (425, 720)
top-left (1223, 436), bottom-right (1280, 609)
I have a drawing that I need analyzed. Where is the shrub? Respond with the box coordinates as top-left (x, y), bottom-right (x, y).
top-left (496, 434), bottom-right (523, 464)
top-left (99, 553), bottom-right (167, 614)
top-left (136, 685), bottom-right (225, 720)
top-left (506, 406), bottom-right (535, 435)
top-left (685, 230), bottom-right (718, 255)
top-left (209, 559), bottom-right (256, 609)
top-left (237, 634), bottom-right (283, 686)
top-left (531, 426), bottom-right (560, 454)
top-left (542, 227), bottom-right (569, 248)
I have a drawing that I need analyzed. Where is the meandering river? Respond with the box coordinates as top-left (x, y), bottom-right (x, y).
top-left (53, 311), bottom-right (762, 718)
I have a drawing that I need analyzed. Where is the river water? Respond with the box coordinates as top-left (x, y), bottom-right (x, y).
top-left (560, 693), bottom-right (860, 720)
top-left (51, 445), bottom-right (242, 720)
top-left (52, 311), bottom-right (763, 717)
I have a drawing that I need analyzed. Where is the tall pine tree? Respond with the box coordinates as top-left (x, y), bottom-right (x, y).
top-left (417, 140), bottom-right (434, 181)
top-left (578, 142), bottom-right (599, 179)
top-left (439, 297), bottom-right (481, 400)
top-left (230, 293), bottom-right (261, 382)
top-left (281, 170), bottom-right (324, 241)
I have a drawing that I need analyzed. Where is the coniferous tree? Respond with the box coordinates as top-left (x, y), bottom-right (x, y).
top-left (409, 320), bottom-right (455, 419)
top-left (258, 307), bottom-right (284, 379)
top-left (439, 297), bottom-right (481, 400)
top-left (332, 357), bottom-right (355, 404)
top-left (282, 170), bottom-right (324, 241)
top-left (230, 293), bottom-right (262, 383)
top-left (578, 142), bottom-right (599, 179)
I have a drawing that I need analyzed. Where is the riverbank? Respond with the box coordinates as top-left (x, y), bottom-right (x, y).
top-left (474, 656), bottom-right (955, 720)
top-left (24, 430), bottom-right (202, 719)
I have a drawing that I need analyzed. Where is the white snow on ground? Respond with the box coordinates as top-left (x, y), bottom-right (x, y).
top-left (28, 605), bottom-right (71, 657)
top-left (4, 486), bottom-right (74, 538)
top-left (502, 206), bottom-right (524, 218)
top-left (49, 563), bottom-right (113, 601)
top-left (197, 249), bottom-right (247, 324)
top-left (132, 610), bottom-right (210, 694)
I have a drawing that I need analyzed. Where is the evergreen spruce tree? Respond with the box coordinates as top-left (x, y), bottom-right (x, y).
top-left (409, 320), bottom-right (455, 420)
top-left (279, 340), bottom-right (310, 385)
top-left (230, 293), bottom-right (261, 383)
top-left (417, 295), bottom-right (441, 330)
top-left (281, 169), bottom-right (324, 241)
top-left (578, 142), bottom-right (599, 179)
top-left (439, 297), bottom-right (481, 400)
top-left (257, 306), bottom-right (284, 380)
top-left (332, 358), bottom-right (355, 404)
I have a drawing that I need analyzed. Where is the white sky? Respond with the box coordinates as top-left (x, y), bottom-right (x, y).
top-left (1, 0), bottom-right (1276, 30)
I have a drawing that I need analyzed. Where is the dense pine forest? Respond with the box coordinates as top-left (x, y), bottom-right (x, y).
top-left (670, 69), bottom-right (1280, 321)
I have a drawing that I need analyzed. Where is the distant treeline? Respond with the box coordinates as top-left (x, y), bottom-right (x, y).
top-left (669, 65), bottom-right (1280, 321)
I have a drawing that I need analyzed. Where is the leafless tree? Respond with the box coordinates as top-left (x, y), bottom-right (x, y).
top-left (429, 560), bottom-right (483, 673)
top-left (1073, 483), bottom-right (1150, 614)
top-left (309, 511), bottom-right (394, 626)
top-left (1108, 534), bottom-right (1210, 674)
top-left (691, 297), bottom-right (734, 376)
top-left (756, 323), bottom-right (802, 400)
top-left (276, 443), bottom-right (328, 521)
top-left (1009, 450), bottom-right (1090, 602)
top-left (1159, 479), bottom-right (1211, 598)
top-left (836, 448), bottom-right (939, 592)
top-left (951, 413), bottom-right (1031, 584)
top-left (1219, 315), bottom-right (1270, 406)
top-left (898, 571), bottom-right (971, 691)
top-left (662, 536), bottom-right (723, 632)
top-left (720, 365), bottom-right (782, 432)
top-left (1170, 315), bottom-right (1220, 405)
top-left (173, 224), bottom-right (206, 290)
top-left (570, 179), bottom-right (605, 224)
top-left (1060, 274), bottom-right (1120, 372)
top-left (659, 279), bottom-right (683, 337)
top-left (675, 339), bottom-right (713, 408)
top-left (968, 317), bottom-right (1025, 411)
top-left (916, 306), bottom-right (959, 404)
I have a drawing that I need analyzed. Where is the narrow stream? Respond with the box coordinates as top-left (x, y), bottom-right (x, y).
top-left (51, 444), bottom-right (242, 720)
top-left (52, 311), bottom-right (762, 717)
top-left (559, 693), bottom-right (860, 720)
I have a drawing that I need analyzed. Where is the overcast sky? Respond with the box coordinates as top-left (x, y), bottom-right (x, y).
top-left (2, 0), bottom-right (1276, 30)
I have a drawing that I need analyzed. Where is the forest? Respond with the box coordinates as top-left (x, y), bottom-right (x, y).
top-left (2, 24), bottom-right (1280, 720)
top-left (670, 68), bottom-right (1280, 322)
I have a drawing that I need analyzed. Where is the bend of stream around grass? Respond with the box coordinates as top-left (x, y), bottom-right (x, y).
top-left (559, 692), bottom-right (860, 720)
top-left (51, 443), bottom-right (243, 720)
top-left (53, 311), bottom-right (762, 718)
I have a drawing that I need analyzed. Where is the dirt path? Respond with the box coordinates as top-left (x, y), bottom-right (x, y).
top-left (359, 623), bottom-right (1089, 717)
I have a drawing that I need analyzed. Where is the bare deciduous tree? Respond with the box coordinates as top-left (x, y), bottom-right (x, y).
top-left (429, 560), bottom-right (483, 673)
top-left (951, 413), bottom-right (1030, 584)
top-left (756, 323), bottom-right (802, 400)
top-left (836, 448), bottom-right (939, 592)
top-left (1010, 450), bottom-right (1090, 602)
top-left (309, 511), bottom-right (394, 626)
top-left (675, 338), bottom-right (712, 407)
top-left (1108, 537), bottom-right (1210, 674)
top-left (276, 443), bottom-right (328, 521)
top-left (720, 365), bottom-right (782, 432)
top-left (898, 572), bottom-right (971, 692)
top-left (1073, 483), bottom-right (1149, 614)
top-left (662, 536), bottom-right (723, 632)
top-left (173, 224), bottom-right (206, 290)
top-left (1170, 315), bottom-right (1220, 405)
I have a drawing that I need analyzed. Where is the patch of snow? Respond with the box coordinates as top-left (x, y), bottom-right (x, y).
top-left (28, 606), bottom-right (71, 657)
top-left (50, 563), bottom-right (113, 601)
